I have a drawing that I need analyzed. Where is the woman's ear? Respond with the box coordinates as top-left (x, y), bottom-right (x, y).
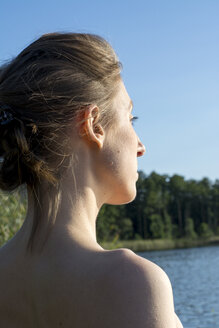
top-left (77, 105), bottom-right (105, 149)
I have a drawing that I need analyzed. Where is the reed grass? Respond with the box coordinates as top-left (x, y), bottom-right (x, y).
top-left (100, 236), bottom-right (219, 253)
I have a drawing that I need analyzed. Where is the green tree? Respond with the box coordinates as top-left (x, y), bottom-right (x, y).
top-left (169, 175), bottom-right (186, 236)
top-left (118, 218), bottom-right (133, 240)
top-left (163, 212), bottom-right (172, 239)
top-left (0, 189), bottom-right (26, 246)
top-left (198, 222), bottom-right (213, 238)
top-left (149, 214), bottom-right (164, 239)
top-left (185, 218), bottom-right (197, 239)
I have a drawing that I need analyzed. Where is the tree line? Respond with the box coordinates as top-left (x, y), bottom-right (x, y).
top-left (1, 171), bottom-right (219, 246)
top-left (97, 171), bottom-right (219, 242)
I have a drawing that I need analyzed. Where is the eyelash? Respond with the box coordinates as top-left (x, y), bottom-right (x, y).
top-left (130, 116), bottom-right (138, 125)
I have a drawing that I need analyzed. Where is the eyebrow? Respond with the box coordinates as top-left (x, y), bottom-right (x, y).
top-left (129, 99), bottom-right (133, 111)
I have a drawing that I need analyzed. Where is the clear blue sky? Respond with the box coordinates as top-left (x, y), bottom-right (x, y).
top-left (1, 0), bottom-right (219, 182)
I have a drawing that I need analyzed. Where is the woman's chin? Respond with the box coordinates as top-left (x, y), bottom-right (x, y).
top-left (108, 186), bottom-right (137, 205)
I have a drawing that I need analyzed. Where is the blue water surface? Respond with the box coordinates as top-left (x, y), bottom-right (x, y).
top-left (137, 246), bottom-right (219, 328)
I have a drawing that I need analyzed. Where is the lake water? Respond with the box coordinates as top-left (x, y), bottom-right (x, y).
top-left (137, 246), bottom-right (219, 328)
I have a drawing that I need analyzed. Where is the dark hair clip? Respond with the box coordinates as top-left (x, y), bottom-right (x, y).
top-left (0, 110), bottom-right (14, 125)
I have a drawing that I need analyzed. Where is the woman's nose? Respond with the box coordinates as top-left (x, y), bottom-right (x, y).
top-left (137, 137), bottom-right (146, 157)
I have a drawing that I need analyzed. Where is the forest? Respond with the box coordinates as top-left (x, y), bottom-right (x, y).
top-left (0, 171), bottom-right (219, 247)
top-left (96, 171), bottom-right (219, 242)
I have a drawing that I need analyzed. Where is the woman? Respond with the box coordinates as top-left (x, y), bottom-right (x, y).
top-left (0, 32), bottom-right (183, 327)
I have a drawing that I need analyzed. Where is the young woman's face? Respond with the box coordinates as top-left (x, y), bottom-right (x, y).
top-left (98, 80), bottom-right (145, 205)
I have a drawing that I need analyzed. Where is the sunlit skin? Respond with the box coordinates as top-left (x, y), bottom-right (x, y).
top-left (22, 80), bottom-right (145, 250)
top-left (0, 80), bottom-right (183, 327)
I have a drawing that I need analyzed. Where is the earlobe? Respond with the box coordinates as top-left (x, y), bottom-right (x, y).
top-left (78, 105), bottom-right (105, 149)
top-left (92, 123), bottom-right (105, 149)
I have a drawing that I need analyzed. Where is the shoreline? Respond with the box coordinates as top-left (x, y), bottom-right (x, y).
top-left (100, 236), bottom-right (219, 253)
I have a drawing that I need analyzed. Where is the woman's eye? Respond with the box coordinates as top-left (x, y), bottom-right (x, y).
top-left (130, 116), bottom-right (138, 125)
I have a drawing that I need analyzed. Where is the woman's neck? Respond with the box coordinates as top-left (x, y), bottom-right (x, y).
top-left (16, 171), bottom-right (105, 253)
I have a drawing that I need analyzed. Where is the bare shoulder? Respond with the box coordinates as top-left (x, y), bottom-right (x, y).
top-left (103, 248), bottom-right (182, 328)
top-left (109, 247), bottom-right (172, 290)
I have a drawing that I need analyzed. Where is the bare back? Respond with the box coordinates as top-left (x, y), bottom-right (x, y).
top-left (0, 239), bottom-right (127, 328)
top-left (0, 239), bottom-right (183, 328)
